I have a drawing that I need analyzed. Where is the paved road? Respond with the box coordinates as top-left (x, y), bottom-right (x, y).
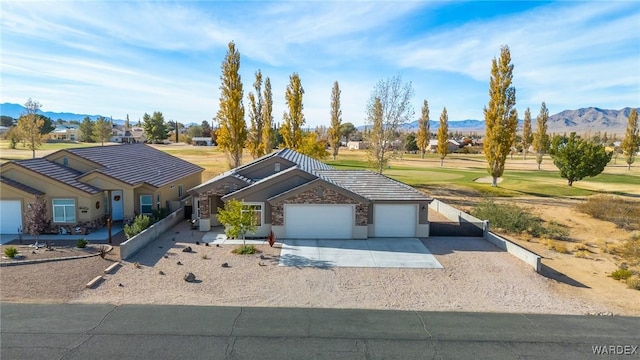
top-left (1, 303), bottom-right (638, 359)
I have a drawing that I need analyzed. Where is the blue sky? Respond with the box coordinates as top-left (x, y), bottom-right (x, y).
top-left (1, 1), bottom-right (638, 127)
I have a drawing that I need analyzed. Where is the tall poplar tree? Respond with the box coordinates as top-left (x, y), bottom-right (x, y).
top-left (367, 97), bottom-right (385, 173)
top-left (216, 41), bottom-right (246, 168)
top-left (483, 45), bottom-right (518, 187)
top-left (328, 81), bottom-right (342, 160)
top-left (533, 102), bottom-right (550, 170)
top-left (280, 72), bottom-right (305, 150)
top-left (416, 100), bottom-right (430, 159)
top-left (260, 77), bottom-right (274, 154)
top-left (521, 107), bottom-right (532, 160)
top-left (437, 107), bottom-right (449, 166)
top-left (621, 108), bottom-right (639, 170)
top-left (125, 114), bottom-right (131, 130)
top-left (246, 70), bottom-right (264, 158)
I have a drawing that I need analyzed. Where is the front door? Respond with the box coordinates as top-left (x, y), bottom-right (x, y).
top-left (111, 190), bottom-right (124, 221)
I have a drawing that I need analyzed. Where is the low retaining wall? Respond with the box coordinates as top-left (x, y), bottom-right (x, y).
top-left (120, 208), bottom-right (184, 260)
top-left (430, 199), bottom-right (541, 273)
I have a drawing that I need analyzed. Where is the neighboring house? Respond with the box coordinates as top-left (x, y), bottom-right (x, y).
top-left (189, 148), bottom-right (432, 239)
top-left (111, 126), bottom-right (146, 143)
top-left (49, 125), bottom-right (79, 141)
top-left (0, 144), bottom-right (203, 235)
top-left (0, 126), bottom-right (10, 138)
top-left (428, 139), bottom-right (461, 153)
top-left (347, 141), bottom-right (367, 150)
top-left (192, 137), bottom-right (213, 146)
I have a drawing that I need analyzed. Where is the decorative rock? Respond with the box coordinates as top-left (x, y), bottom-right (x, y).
top-left (182, 246), bottom-right (192, 253)
top-left (184, 272), bottom-right (196, 282)
top-left (195, 241), bottom-right (200, 245)
top-left (118, 283), bottom-right (124, 287)
top-left (260, 255), bottom-right (266, 260)
top-left (205, 243), bottom-right (210, 247)
top-left (216, 244), bottom-right (221, 247)
top-left (177, 261), bottom-right (182, 265)
top-left (221, 262), bottom-right (229, 268)
top-left (159, 270), bottom-right (165, 275)
top-left (163, 255), bottom-right (169, 259)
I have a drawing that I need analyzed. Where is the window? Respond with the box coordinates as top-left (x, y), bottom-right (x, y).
top-left (53, 199), bottom-right (76, 223)
top-left (157, 194), bottom-right (161, 209)
top-left (178, 185), bottom-right (183, 198)
top-left (242, 204), bottom-right (262, 226)
top-left (275, 162), bottom-right (281, 172)
top-left (63, 157), bottom-right (68, 166)
top-left (140, 195), bottom-right (153, 214)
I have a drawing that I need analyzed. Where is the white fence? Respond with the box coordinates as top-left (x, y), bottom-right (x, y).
top-left (120, 208), bottom-right (184, 260)
top-left (429, 199), bottom-right (541, 272)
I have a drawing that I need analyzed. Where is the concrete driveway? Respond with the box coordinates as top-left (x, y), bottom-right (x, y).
top-left (279, 238), bottom-right (443, 269)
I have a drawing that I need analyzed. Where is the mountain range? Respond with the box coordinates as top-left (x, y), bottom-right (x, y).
top-left (1, 103), bottom-right (637, 134)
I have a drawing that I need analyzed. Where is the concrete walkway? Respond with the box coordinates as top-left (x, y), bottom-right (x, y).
top-left (280, 238), bottom-right (444, 268)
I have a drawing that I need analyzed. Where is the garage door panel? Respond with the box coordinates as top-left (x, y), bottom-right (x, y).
top-left (1, 200), bottom-right (23, 234)
top-left (374, 204), bottom-right (417, 237)
top-left (284, 205), bottom-right (352, 239)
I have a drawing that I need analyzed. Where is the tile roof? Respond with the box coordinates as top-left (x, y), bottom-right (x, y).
top-left (12, 158), bottom-right (102, 194)
top-left (0, 176), bottom-right (45, 196)
top-left (316, 170), bottom-right (432, 201)
top-left (275, 148), bottom-right (333, 174)
top-left (65, 144), bottom-right (203, 187)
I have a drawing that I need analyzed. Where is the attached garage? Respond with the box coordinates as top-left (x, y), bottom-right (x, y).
top-left (374, 204), bottom-right (417, 237)
top-left (0, 200), bottom-right (23, 234)
top-left (284, 204), bottom-right (353, 239)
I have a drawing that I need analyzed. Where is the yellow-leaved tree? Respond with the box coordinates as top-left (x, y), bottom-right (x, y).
top-left (280, 72), bottom-right (305, 150)
top-left (521, 107), bottom-right (532, 160)
top-left (216, 41), bottom-right (246, 168)
top-left (260, 77), bottom-right (274, 154)
top-left (621, 108), bottom-right (639, 170)
top-left (327, 81), bottom-right (342, 160)
top-left (436, 107), bottom-right (449, 166)
top-left (246, 70), bottom-right (264, 159)
top-left (483, 45), bottom-right (518, 187)
top-left (416, 100), bottom-right (430, 159)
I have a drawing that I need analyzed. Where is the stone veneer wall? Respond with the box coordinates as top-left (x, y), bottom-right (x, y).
top-left (271, 185), bottom-right (368, 226)
top-left (51, 215), bottom-right (106, 235)
top-left (198, 181), bottom-right (243, 219)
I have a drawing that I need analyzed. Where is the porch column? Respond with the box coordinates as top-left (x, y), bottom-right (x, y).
top-left (198, 194), bottom-right (211, 231)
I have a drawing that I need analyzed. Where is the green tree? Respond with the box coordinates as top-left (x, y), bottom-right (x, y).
top-left (78, 116), bottom-right (94, 142)
top-left (6, 127), bottom-right (20, 149)
top-left (188, 125), bottom-right (203, 138)
top-left (260, 77), bottom-right (274, 154)
top-left (416, 100), bottom-right (430, 159)
top-left (550, 132), bottom-right (612, 186)
top-left (521, 107), bottom-right (532, 160)
top-left (365, 75), bottom-right (414, 173)
top-left (216, 199), bottom-right (257, 243)
top-left (533, 102), bottom-right (550, 170)
top-left (201, 120), bottom-right (212, 137)
top-left (1, 115), bottom-right (14, 127)
top-left (340, 122), bottom-right (356, 143)
top-left (328, 81), bottom-right (342, 160)
top-left (404, 133), bottom-right (418, 152)
top-left (216, 41), bottom-right (246, 168)
top-left (23, 197), bottom-right (50, 247)
top-left (483, 45), bottom-right (518, 187)
top-left (246, 70), bottom-right (264, 159)
top-left (16, 98), bottom-right (45, 158)
top-left (437, 107), bottom-right (449, 166)
top-left (125, 114), bottom-right (130, 130)
top-left (142, 112), bottom-right (169, 144)
top-left (92, 116), bottom-right (112, 146)
top-left (621, 109), bottom-right (639, 170)
top-left (280, 72), bottom-right (305, 150)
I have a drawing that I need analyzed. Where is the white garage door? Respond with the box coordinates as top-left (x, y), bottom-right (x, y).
top-left (284, 204), bottom-right (353, 239)
top-left (0, 200), bottom-right (23, 234)
top-left (374, 204), bottom-right (417, 237)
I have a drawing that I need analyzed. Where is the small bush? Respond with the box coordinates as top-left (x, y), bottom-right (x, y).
top-left (4, 246), bottom-right (18, 258)
top-left (124, 215), bottom-right (151, 239)
top-left (610, 268), bottom-right (632, 280)
top-left (152, 207), bottom-right (169, 222)
top-left (76, 238), bottom-right (88, 248)
top-left (232, 244), bottom-right (257, 255)
top-left (201, 254), bottom-right (209, 259)
top-left (626, 276), bottom-right (640, 290)
top-left (545, 240), bottom-right (570, 254)
top-left (98, 245), bottom-right (108, 258)
top-left (546, 221), bottom-right (570, 240)
top-left (133, 262), bottom-right (141, 269)
top-left (574, 250), bottom-right (590, 259)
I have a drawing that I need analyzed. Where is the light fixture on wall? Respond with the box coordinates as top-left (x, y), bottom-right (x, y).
top-left (421, 206), bottom-right (426, 211)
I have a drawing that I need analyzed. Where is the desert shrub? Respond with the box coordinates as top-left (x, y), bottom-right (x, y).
top-left (546, 240), bottom-right (570, 254)
top-left (124, 215), bottom-right (151, 239)
top-left (574, 250), bottom-right (590, 259)
top-left (152, 207), bottom-right (169, 222)
top-left (231, 244), bottom-right (257, 255)
top-left (576, 195), bottom-right (640, 230)
top-left (133, 262), bottom-right (141, 268)
top-left (471, 199), bottom-right (566, 238)
top-left (617, 238), bottom-right (640, 267)
top-left (626, 277), bottom-right (640, 290)
top-left (98, 245), bottom-right (108, 258)
top-left (4, 246), bottom-right (18, 258)
top-left (610, 268), bottom-right (632, 280)
top-left (76, 238), bottom-right (88, 248)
